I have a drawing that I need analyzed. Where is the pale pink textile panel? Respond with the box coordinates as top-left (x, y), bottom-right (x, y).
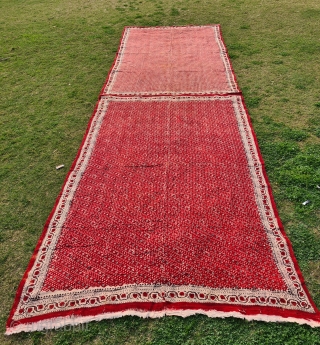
top-left (103, 26), bottom-right (239, 95)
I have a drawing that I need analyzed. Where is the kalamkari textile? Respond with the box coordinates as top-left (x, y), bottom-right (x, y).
top-left (6, 25), bottom-right (320, 334)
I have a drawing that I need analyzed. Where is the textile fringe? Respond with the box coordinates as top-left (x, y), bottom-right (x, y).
top-left (6, 309), bottom-right (320, 335)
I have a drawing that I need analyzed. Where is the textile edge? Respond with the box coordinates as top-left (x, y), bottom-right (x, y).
top-left (6, 307), bottom-right (320, 335)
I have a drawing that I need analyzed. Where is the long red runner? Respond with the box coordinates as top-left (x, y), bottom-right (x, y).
top-left (6, 25), bottom-right (320, 334)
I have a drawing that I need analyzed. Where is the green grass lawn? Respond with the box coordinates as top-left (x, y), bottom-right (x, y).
top-left (1, 0), bottom-right (320, 344)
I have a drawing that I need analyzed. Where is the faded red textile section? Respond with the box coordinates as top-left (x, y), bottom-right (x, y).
top-left (104, 26), bottom-right (237, 95)
top-left (42, 99), bottom-right (287, 292)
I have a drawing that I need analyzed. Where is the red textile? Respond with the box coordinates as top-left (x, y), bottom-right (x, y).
top-left (102, 26), bottom-right (239, 96)
top-left (6, 26), bottom-right (320, 334)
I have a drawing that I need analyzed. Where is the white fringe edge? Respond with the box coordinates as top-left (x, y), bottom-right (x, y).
top-left (5, 309), bottom-right (320, 334)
